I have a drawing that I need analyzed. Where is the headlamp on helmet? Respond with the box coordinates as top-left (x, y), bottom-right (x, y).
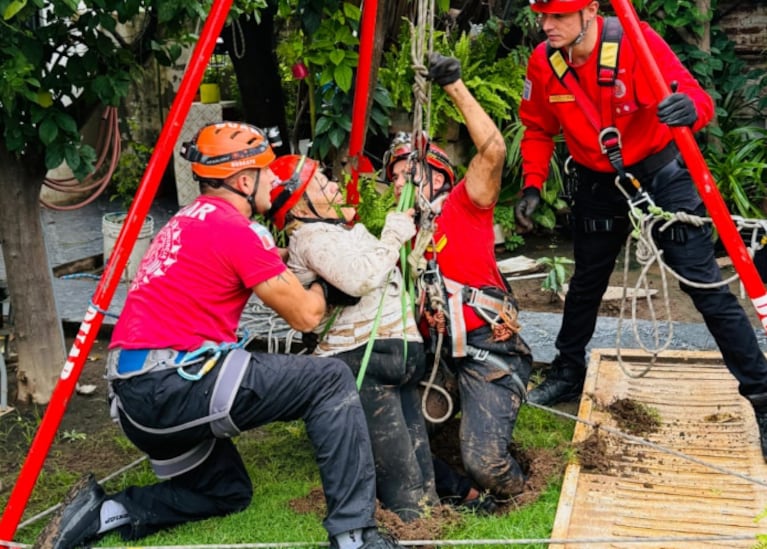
top-left (180, 122), bottom-right (276, 181)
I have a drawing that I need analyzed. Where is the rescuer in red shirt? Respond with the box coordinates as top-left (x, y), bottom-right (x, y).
top-left (515, 0), bottom-right (767, 460)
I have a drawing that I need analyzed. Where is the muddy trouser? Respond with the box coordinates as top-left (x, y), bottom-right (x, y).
top-left (335, 339), bottom-right (438, 522)
top-left (451, 326), bottom-right (532, 498)
top-left (558, 156), bottom-right (767, 397)
top-left (109, 352), bottom-right (376, 540)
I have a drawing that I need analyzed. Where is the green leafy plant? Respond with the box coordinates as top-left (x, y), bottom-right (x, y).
top-left (110, 139), bottom-right (154, 211)
top-left (311, 82), bottom-right (393, 162)
top-left (61, 429), bottom-right (87, 443)
top-left (276, 0), bottom-right (382, 164)
top-left (379, 18), bottom-right (528, 139)
top-left (499, 118), bottom-right (569, 238)
top-left (493, 203), bottom-right (524, 251)
top-left (704, 125), bottom-right (767, 220)
top-left (355, 174), bottom-right (396, 238)
top-left (536, 256), bottom-right (574, 301)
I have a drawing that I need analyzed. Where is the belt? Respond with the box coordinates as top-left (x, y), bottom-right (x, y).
top-left (117, 349), bottom-right (187, 374)
top-left (574, 141), bottom-right (679, 184)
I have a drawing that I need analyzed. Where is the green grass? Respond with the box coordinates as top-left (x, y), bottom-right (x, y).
top-left (12, 407), bottom-right (576, 547)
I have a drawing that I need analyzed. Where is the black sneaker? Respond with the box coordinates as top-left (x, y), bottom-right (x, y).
top-left (755, 410), bottom-right (767, 463)
top-left (527, 366), bottom-right (584, 406)
top-left (34, 473), bottom-right (105, 549)
top-left (360, 528), bottom-right (405, 549)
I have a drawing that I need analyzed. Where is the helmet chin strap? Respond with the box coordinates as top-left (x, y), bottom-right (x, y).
top-left (566, 11), bottom-right (592, 62)
top-left (217, 170), bottom-right (260, 218)
top-left (301, 193), bottom-right (348, 225)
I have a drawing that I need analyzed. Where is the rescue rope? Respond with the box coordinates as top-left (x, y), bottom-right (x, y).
top-left (611, 179), bottom-right (766, 379)
top-left (526, 400), bottom-right (767, 488)
top-left (42, 533), bottom-right (758, 547)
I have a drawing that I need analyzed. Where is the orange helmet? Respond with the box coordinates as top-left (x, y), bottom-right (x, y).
top-left (384, 134), bottom-right (456, 188)
top-left (267, 155), bottom-right (319, 230)
top-left (529, 0), bottom-right (593, 14)
top-left (180, 122), bottom-right (275, 180)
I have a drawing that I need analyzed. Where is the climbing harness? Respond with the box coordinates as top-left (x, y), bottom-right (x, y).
top-left (106, 333), bottom-right (252, 478)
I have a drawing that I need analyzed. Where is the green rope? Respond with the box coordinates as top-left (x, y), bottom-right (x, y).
top-left (356, 181), bottom-right (417, 390)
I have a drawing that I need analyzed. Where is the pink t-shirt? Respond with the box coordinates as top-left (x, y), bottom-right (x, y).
top-left (110, 196), bottom-right (286, 350)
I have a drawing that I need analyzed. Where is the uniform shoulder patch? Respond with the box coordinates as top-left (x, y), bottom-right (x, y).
top-left (522, 78), bottom-right (532, 101)
top-left (249, 222), bottom-right (277, 249)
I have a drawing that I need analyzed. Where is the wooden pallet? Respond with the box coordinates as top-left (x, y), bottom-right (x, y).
top-left (550, 349), bottom-right (767, 548)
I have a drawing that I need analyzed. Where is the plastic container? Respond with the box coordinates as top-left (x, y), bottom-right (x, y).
top-left (102, 212), bottom-right (154, 282)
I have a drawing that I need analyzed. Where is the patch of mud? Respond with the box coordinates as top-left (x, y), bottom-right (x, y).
top-left (605, 398), bottom-right (661, 437)
top-left (574, 431), bottom-right (615, 475)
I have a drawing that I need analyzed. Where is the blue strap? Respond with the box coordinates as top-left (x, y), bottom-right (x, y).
top-left (116, 349), bottom-right (189, 374)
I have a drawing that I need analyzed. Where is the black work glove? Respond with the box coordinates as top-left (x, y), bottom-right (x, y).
top-left (657, 92), bottom-right (697, 127)
top-left (314, 278), bottom-right (361, 307)
top-left (514, 187), bottom-right (541, 233)
top-left (301, 331), bottom-right (319, 353)
top-left (428, 53), bottom-right (462, 87)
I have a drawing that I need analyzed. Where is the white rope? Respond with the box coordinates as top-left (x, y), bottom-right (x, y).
top-left (611, 181), bottom-right (767, 378)
top-left (75, 534), bottom-right (759, 548)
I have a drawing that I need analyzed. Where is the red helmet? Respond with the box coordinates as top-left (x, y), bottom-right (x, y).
top-left (529, 0), bottom-right (593, 14)
top-left (267, 155), bottom-right (319, 230)
top-left (180, 122), bottom-right (275, 180)
top-left (384, 136), bottom-right (456, 188)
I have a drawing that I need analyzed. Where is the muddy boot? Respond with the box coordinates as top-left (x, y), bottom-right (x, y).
top-left (527, 358), bottom-right (585, 406)
top-left (34, 473), bottom-right (105, 549)
top-left (747, 393), bottom-right (767, 462)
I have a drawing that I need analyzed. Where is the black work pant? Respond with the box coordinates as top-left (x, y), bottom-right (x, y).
top-left (336, 339), bottom-right (438, 521)
top-left (110, 352), bottom-right (376, 540)
top-left (559, 157), bottom-right (767, 397)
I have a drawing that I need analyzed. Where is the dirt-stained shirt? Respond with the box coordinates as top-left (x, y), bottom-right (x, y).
top-left (110, 195), bottom-right (285, 351)
top-left (288, 214), bottom-right (420, 356)
top-left (520, 17), bottom-right (714, 190)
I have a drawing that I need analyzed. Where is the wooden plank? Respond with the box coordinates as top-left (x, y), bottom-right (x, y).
top-left (549, 349), bottom-right (767, 548)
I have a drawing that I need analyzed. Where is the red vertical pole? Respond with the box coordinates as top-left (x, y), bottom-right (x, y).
top-left (610, 0), bottom-right (767, 333)
top-left (346, 0), bottom-right (378, 205)
top-left (0, 0), bottom-right (233, 542)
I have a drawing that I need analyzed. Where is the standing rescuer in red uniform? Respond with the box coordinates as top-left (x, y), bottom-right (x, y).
top-left (515, 0), bottom-right (767, 460)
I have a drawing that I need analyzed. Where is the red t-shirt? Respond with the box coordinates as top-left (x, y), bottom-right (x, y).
top-left (110, 196), bottom-right (286, 350)
top-left (426, 181), bottom-right (507, 332)
top-left (520, 17), bottom-right (714, 190)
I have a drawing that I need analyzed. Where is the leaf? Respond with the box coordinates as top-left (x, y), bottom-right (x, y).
top-left (3, 0), bottom-right (27, 20)
top-left (328, 49), bottom-right (344, 66)
top-left (334, 64), bottom-right (352, 93)
top-left (39, 117), bottom-right (58, 145)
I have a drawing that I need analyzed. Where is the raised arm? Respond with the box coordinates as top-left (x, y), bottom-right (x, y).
top-left (429, 53), bottom-right (506, 208)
